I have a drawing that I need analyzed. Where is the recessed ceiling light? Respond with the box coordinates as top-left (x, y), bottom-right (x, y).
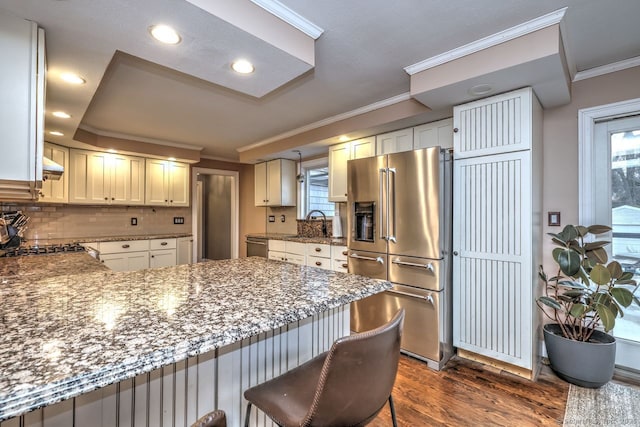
top-left (52, 111), bottom-right (71, 119)
top-left (60, 72), bottom-right (86, 85)
top-left (49, 131), bottom-right (64, 136)
top-left (168, 157), bottom-right (176, 161)
top-left (107, 149), bottom-right (117, 153)
top-left (338, 135), bottom-right (350, 142)
top-left (231, 59), bottom-right (255, 74)
top-left (149, 25), bottom-right (181, 45)
top-left (468, 84), bottom-right (493, 97)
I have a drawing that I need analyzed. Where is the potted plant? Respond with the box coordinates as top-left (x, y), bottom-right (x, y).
top-left (537, 224), bottom-right (639, 388)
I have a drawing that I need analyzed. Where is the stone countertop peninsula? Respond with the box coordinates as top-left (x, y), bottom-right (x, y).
top-left (246, 233), bottom-right (347, 246)
top-left (0, 256), bottom-right (389, 421)
top-left (0, 252), bottom-right (108, 283)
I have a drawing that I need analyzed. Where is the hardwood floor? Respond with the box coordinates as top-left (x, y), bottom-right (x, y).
top-left (371, 355), bottom-right (569, 426)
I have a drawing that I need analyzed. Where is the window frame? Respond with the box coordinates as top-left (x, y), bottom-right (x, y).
top-left (297, 157), bottom-right (331, 219)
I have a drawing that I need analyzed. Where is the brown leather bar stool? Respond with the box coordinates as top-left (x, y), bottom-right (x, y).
top-left (191, 409), bottom-right (226, 427)
top-left (243, 309), bottom-right (405, 427)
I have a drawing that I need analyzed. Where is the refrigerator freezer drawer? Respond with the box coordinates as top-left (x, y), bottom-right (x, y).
top-left (388, 255), bottom-right (443, 291)
top-left (351, 284), bottom-right (442, 362)
top-left (348, 250), bottom-right (387, 280)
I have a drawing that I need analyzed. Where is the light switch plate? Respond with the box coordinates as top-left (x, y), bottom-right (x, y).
top-left (268, 215), bottom-right (276, 223)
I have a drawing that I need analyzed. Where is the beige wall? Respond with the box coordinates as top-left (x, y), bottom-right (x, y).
top-left (541, 65), bottom-right (640, 269)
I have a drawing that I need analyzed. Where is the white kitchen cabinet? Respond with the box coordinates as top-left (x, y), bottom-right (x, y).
top-left (376, 128), bottom-right (413, 155)
top-left (68, 149), bottom-right (145, 205)
top-left (268, 240), bottom-right (306, 264)
top-left (414, 118), bottom-right (453, 150)
top-left (306, 243), bottom-right (331, 270)
top-left (39, 143), bottom-right (69, 203)
top-left (331, 245), bottom-right (348, 273)
top-left (100, 251), bottom-right (150, 272)
top-left (177, 236), bottom-right (193, 265)
top-left (254, 159), bottom-right (296, 206)
top-left (452, 87), bottom-right (542, 377)
top-left (0, 14), bottom-right (45, 200)
top-left (328, 136), bottom-right (375, 202)
top-left (149, 238), bottom-right (177, 268)
top-left (145, 159), bottom-right (189, 207)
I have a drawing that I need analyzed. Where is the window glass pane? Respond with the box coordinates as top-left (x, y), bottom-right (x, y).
top-left (305, 166), bottom-right (335, 217)
top-left (610, 128), bottom-right (640, 342)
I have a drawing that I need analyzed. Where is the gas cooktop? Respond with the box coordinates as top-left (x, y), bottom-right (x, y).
top-left (1, 243), bottom-right (87, 257)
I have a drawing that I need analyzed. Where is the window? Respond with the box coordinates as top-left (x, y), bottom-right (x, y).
top-left (298, 158), bottom-right (335, 218)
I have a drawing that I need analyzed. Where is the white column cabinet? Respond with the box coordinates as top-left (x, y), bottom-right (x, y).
top-left (68, 149), bottom-right (145, 205)
top-left (254, 159), bottom-right (295, 206)
top-left (375, 128), bottom-right (413, 155)
top-left (39, 143), bottom-right (69, 203)
top-left (452, 87), bottom-right (542, 376)
top-left (145, 159), bottom-right (190, 207)
top-left (328, 136), bottom-right (374, 202)
top-left (0, 13), bottom-right (45, 200)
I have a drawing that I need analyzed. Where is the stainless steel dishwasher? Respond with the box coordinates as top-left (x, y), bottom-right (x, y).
top-left (246, 236), bottom-right (268, 257)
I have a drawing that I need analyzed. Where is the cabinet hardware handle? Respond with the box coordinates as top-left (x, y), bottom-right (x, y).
top-left (315, 261), bottom-right (322, 266)
top-left (170, 200), bottom-right (173, 203)
top-left (165, 200), bottom-right (168, 202)
top-left (453, 251), bottom-right (459, 256)
top-left (344, 193), bottom-right (347, 196)
top-left (386, 288), bottom-right (435, 305)
top-left (315, 247), bottom-right (321, 252)
top-left (391, 259), bottom-right (434, 272)
top-left (342, 263), bottom-right (348, 268)
top-left (104, 197), bottom-right (108, 200)
top-left (342, 250), bottom-right (348, 256)
top-left (453, 127), bottom-right (459, 133)
top-left (161, 242), bottom-right (168, 246)
top-left (122, 244), bottom-right (130, 248)
top-left (349, 253), bottom-right (384, 264)
top-left (111, 197), bottom-right (115, 200)
top-left (151, 255), bottom-right (155, 258)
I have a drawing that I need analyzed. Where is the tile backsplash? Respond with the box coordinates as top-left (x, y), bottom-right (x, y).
top-left (1, 203), bottom-right (191, 242)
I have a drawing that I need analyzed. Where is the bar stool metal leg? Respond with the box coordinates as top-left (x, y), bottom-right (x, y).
top-left (243, 402), bottom-right (252, 427)
top-left (389, 395), bottom-right (398, 427)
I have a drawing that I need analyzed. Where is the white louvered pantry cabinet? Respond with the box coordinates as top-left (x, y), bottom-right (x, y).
top-left (452, 87), bottom-right (542, 378)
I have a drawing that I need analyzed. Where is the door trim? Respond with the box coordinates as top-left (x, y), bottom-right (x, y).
top-left (191, 167), bottom-right (240, 261)
top-left (578, 97), bottom-right (640, 224)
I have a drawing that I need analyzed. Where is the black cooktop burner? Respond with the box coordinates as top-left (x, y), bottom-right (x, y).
top-left (2, 243), bottom-right (87, 257)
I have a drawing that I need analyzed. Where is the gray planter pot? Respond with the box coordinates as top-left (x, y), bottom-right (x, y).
top-left (543, 324), bottom-right (616, 388)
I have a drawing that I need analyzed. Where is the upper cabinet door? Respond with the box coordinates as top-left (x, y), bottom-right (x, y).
top-left (376, 128), bottom-right (413, 155)
top-left (266, 159), bottom-right (283, 206)
top-left (328, 142), bottom-right (350, 202)
top-left (351, 137), bottom-right (375, 159)
top-left (39, 142), bottom-right (69, 203)
top-left (453, 87), bottom-right (535, 159)
top-left (145, 158), bottom-right (169, 205)
top-left (111, 155), bottom-right (145, 205)
top-left (168, 161), bottom-right (189, 206)
top-left (414, 118), bottom-right (453, 150)
top-left (254, 161), bottom-right (268, 206)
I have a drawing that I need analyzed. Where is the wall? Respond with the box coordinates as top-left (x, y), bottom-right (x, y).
top-left (542, 65), bottom-right (640, 269)
top-left (0, 203), bottom-right (191, 243)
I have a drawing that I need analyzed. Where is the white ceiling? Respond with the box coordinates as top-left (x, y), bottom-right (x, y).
top-left (1, 0), bottom-right (639, 161)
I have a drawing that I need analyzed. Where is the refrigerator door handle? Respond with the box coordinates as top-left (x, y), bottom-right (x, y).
top-left (386, 288), bottom-right (435, 305)
top-left (391, 259), bottom-right (434, 272)
top-left (388, 167), bottom-right (397, 243)
top-left (379, 168), bottom-right (387, 241)
top-left (349, 253), bottom-right (384, 264)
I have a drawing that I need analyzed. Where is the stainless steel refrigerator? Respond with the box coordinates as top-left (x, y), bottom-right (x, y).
top-left (347, 147), bottom-right (453, 370)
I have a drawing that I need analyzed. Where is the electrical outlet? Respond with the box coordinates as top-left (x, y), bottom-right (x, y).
top-left (280, 215), bottom-right (286, 222)
top-left (268, 215), bottom-right (275, 223)
top-left (173, 217), bottom-right (184, 224)
top-left (131, 217), bottom-right (137, 226)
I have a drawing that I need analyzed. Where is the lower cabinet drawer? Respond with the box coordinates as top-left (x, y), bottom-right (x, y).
top-left (268, 250), bottom-right (286, 261)
top-left (286, 253), bottom-right (306, 265)
top-left (150, 238), bottom-right (177, 250)
top-left (100, 240), bottom-right (149, 254)
top-left (308, 255), bottom-right (331, 270)
top-left (286, 242), bottom-right (306, 256)
top-left (332, 258), bottom-right (349, 273)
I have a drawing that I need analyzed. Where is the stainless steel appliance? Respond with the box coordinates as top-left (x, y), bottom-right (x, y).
top-left (348, 147), bottom-right (453, 370)
top-left (246, 236), bottom-right (268, 258)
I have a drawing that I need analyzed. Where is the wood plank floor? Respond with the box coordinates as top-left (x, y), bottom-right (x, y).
top-left (370, 355), bottom-right (569, 426)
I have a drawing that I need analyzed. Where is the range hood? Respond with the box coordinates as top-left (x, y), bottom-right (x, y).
top-left (42, 155), bottom-right (64, 181)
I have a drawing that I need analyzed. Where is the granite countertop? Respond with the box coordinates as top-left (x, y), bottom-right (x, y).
top-left (0, 252), bottom-right (108, 283)
top-left (23, 234), bottom-right (193, 246)
top-left (247, 233), bottom-right (347, 246)
top-left (0, 256), bottom-right (389, 421)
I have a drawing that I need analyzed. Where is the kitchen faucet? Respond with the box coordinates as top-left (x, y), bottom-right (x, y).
top-left (305, 210), bottom-right (328, 237)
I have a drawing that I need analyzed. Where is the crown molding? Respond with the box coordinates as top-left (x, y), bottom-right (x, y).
top-left (573, 56), bottom-right (640, 82)
top-left (78, 125), bottom-right (204, 151)
top-left (250, 0), bottom-right (324, 39)
top-left (404, 7), bottom-right (568, 75)
top-left (237, 92), bottom-right (412, 152)
top-left (199, 154), bottom-right (243, 163)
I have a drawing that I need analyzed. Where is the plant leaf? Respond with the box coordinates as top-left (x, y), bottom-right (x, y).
top-left (538, 265), bottom-right (547, 282)
top-left (619, 272), bottom-right (635, 281)
top-left (596, 304), bottom-right (616, 332)
top-left (615, 279), bottom-right (638, 285)
top-left (611, 287), bottom-right (634, 308)
top-left (607, 261), bottom-right (623, 279)
top-left (558, 280), bottom-right (587, 289)
top-left (558, 248), bottom-right (581, 276)
top-left (564, 289), bottom-right (588, 298)
top-left (584, 241), bottom-right (610, 250)
top-left (587, 225), bottom-right (612, 235)
top-left (587, 247), bottom-right (608, 264)
top-left (569, 303), bottom-right (587, 318)
top-left (590, 264), bottom-right (611, 285)
top-left (538, 296), bottom-right (562, 310)
top-left (575, 225), bottom-right (589, 237)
